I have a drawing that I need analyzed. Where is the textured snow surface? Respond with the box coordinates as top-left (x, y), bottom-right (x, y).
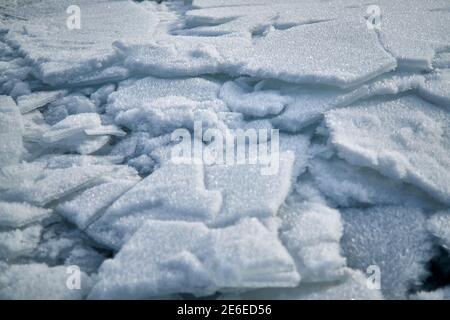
top-left (0, 0), bottom-right (449, 300)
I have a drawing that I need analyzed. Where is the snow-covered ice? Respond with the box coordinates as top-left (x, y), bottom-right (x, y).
top-left (0, 0), bottom-right (449, 300)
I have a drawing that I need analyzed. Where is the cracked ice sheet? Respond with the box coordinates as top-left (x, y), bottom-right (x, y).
top-left (121, 17), bottom-right (396, 88)
top-left (0, 263), bottom-right (93, 300)
top-left (325, 95), bottom-right (450, 205)
top-left (5, 0), bottom-right (158, 86)
top-left (89, 218), bottom-right (299, 299)
top-left (341, 206), bottom-right (433, 299)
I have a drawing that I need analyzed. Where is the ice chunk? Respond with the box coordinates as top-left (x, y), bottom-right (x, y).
top-left (0, 225), bottom-right (42, 259)
top-left (0, 202), bottom-right (52, 228)
top-left (219, 79), bottom-right (287, 117)
top-left (41, 113), bottom-right (123, 154)
top-left (0, 263), bottom-right (92, 300)
top-left (89, 218), bottom-right (299, 299)
top-left (16, 90), bottom-right (67, 114)
top-left (205, 151), bottom-right (295, 226)
top-left (87, 161), bottom-right (222, 249)
top-left (57, 179), bottom-right (140, 230)
top-left (341, 206), bottom-right (433, 299)
top-left (238, 269), bottom-right (382, 300)
top-left (325, 95), bottom-right (450, 205)
top-left (427, 210), bottom-right (450, 250)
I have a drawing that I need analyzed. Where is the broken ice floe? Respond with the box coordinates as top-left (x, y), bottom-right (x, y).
top-left (89, 218), bottom-right (300, 299)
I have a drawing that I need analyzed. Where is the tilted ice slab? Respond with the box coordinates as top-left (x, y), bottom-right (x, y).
top-left (341, 206), bottom-right (433, 299)
top-left (16, 90), bottom-right (67, 114)
top-left (5, 0), bottom-right (158, 86)
top-left (57, 179), bottom-right (140, 230)
top-left (0, 202), bottom-right (52, 228)
top-left (0, 163), bottom-right (122, 206)
top-left (0, 96), bottom-right (23, 167)
top-left (238, 268), bottom-right (382, 300)
top-left (427, 210), bottom-right (450, 250)
top-left (325, 95), bottom-right (450, 205)
top-left (0, 263), bottom-right (92, 300)
top-left (41, 113), bottom-right (125, 154)
top-left (89, 218), bottom-right (299, 299)
top-left (86, 161), bottom-right (222, 250)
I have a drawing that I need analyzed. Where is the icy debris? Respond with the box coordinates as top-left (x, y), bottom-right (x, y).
top-left (87, 161), bottom-right (222, 249)
top-left (341, 206), bottom-right (433, 299)
top-left (90, 84), bottom-right (116, 108)
top-left (57, 179), bottom-right (140, 230)
top-left (238, 269), bottom-right (382, 300)
top-left (89, 218), bottom-right (299, 299)
top-left (325, 95), bottom-right (450, 205)
top-left (107, 76), bottom-right (225, 136)
top-left (0, 96), bottom-right (24, 167)
top-left (205, 151), bottom-right (295, 227)
top-left (0, 225), bottom-right (42, 260)
top-left (22, 110), bottom-right (50, 143)
top-left (0, 263), bottom-right (93, 300)
top-left (5, 0), bottom-right (159, 86)
top-left (16, 90), bottom-right (67, 114)
top-left (43, 93), bottom-right (97, 125)
top-left (41, 113), bottom-right (125, 154)
top-left (0, 202), bottom-right (52, 228)
top-left (219, 79), bottom-right (288, 117)
top-left (309, 157), bottom-right (438, 208)
top-left (418, 70), bottom-right (450, 108)
top-left (279, 133), bottom-right (311, 179)
top-left (427, 210), bottom-right (450, 249)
